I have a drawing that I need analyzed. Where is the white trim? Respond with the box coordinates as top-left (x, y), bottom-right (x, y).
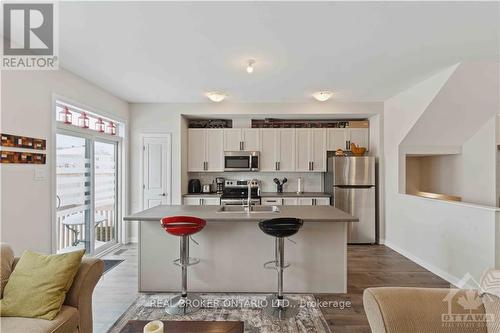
top-left (384, 240), bottom-right (466, 288)
top-left (56, 123), bottom-right (123, 143)
top-left (52, 94), bottom-right (126, 123)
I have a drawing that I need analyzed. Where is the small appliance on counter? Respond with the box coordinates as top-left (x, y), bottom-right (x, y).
top-left (215, 177), bottom-right (225, 194)
top-left (273, 178), bottom-right (287, 193)
top-left (202, 183), bottom-right (212, 193)
top-left (188, 179), bottom-right (201, 194)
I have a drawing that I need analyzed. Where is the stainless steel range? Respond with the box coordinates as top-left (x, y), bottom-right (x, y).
top-left (220, 180), bottom-right (261, 205)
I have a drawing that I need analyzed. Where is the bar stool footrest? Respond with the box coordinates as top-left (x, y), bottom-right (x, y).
top-left (173, 257), bottom-right (201, 267)
top-left (263, 260), bottom-right (290, 270)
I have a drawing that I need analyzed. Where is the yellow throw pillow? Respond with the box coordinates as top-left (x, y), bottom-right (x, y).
top-left (0, 249), bottom-right (84, 320)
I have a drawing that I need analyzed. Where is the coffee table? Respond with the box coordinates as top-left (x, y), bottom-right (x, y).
top-left (118, 320), bottom-right (244, 333)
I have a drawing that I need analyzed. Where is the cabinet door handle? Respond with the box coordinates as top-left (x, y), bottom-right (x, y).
top-left (278, 161), bottom-right (280, 171)
top-left (311, 161), bottom-right (314, 171)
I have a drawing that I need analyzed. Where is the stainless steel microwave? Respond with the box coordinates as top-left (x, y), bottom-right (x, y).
top-left (224, 151), bottom-right (260, 172)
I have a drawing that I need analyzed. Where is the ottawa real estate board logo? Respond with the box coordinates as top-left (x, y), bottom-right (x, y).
top-left (2, 2), bottom-right (58, 70)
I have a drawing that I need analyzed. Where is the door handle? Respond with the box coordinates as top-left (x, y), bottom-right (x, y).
top-left (275, 161), bottom-right (278, 171)
top-left (311, 161), bottom-right (314, 171)
top-left (159, 193), bottom-right (166, 197)
top-left (277, 161), bottom-right (280, 170)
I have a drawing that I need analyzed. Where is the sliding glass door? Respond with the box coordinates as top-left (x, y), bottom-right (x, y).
top-left (56, 134), bottom-right (92, 253)
top-left (56, 134), bottom-right (120, 255)
top-left (94, 140), bottom-right (118, 253)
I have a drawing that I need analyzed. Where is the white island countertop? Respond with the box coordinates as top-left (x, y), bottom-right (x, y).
top-left (124, 204), bottom-right (358, 223)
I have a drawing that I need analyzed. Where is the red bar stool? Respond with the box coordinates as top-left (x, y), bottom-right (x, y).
top-left (160, 216), bottom-right (206, 315)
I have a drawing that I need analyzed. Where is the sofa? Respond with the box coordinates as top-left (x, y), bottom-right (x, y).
top-left (0, 244), bottom-right (104, 333)
top-left (363, 269), bottom-right (500, 333)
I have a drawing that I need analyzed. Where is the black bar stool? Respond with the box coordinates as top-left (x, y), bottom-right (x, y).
top-left (259, 217), bottom-right (303, 319)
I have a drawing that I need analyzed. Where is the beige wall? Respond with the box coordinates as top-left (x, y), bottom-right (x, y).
top-left (1, 69), bottom-right (129, 255)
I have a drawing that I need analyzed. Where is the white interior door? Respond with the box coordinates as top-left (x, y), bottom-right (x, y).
top-left (143, 136), bottom-right (171, 209)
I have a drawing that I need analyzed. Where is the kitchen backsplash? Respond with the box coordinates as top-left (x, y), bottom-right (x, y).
top-left (188, 172), bottom-right (324, 193)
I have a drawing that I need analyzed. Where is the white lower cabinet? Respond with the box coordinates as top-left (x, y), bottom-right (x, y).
top-left (315, 198), bottom-right (331, 205)
top-left (183, 197), bottom-right (220, 205)
top-left (297, 197), bottom-right (314, 205)
top-left (283, 198), bottom-right (298, 205)
top-left (262, 197), bottom-right (330, 206)
top-left (262, 197), bottom-right (283, 206)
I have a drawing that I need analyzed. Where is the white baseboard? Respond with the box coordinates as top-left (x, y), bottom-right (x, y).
top-left (384, 241), bottom-right (463, 288)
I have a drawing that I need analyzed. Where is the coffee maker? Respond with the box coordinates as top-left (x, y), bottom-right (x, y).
top-left (215, 177), bottom-right (225, 194)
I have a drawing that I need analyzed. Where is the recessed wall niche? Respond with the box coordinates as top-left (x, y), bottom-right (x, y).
top-left (405, 154), bottom-right (462, 202)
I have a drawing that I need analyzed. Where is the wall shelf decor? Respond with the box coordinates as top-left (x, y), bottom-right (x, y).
top-left (1, 133), bottom-right (46, 150)
top-left (1, 151), bottom-right (46, 164)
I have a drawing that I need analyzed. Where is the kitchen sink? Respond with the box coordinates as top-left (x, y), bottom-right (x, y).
top-left (216, 205), bottom-right (280, 213)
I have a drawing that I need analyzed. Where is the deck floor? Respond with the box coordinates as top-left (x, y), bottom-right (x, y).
top-left (93, 244), bottom-right (450, 333)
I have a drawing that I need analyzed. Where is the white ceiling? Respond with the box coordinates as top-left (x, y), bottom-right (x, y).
top-left (58, 1), bottom-right (499, 103)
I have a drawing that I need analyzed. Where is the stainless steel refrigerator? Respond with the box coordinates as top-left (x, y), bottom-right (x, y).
top-left (325, 154), bottom-right (376, 244)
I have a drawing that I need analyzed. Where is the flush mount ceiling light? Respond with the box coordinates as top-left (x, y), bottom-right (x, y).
top-left (206, 91), bottom-right (226, 102)
top-left (246, 59), bottom-right (255, 74)
top-left (312, 91), bottom-right (333, 102)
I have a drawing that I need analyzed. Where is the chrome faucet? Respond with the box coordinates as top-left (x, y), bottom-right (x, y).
top-left (245, 179), bottom-right (257, 212)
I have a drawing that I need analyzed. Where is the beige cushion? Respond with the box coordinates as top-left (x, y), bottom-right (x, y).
top-left (480, 269), bottom-right (500, 297)
top-left (0, 244), bottom-right (14, 298)
top-left (363, 287), bottom-right (487, 333)
top-left (481, 293), bottom-right (500, 333)
top-left (0, 305), bottom-right (79, 333)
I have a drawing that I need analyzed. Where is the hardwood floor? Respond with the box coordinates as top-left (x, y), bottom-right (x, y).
top-left (318, 245), bottom-right (450, 333)
top-left (93, 244), bottom-right (450, 333)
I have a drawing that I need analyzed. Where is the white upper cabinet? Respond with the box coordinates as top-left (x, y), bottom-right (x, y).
top-left (188, 129), bottom-right (223, 172)
top-left (327, 128), bottom-right (369, 151)
top-left (188, 129), bottom-right (207, 172)
top-left (260, 129), bottom-right (278, 171)
top-left (277, 129), bottom-right (296, 172)
top-left (241, 129), bottom-right (260, 151)
top-left (348, 128), bottom-right (369, 150)
top-left (327, 128), bottom-right (349, 151)
top-left (259, 128), bottom-right (295, 172)
top-left (311, 129), bottom-right (327, 171)
top-left (295, 129), bottom-right (311, 171)
top-left (206, 130), bottom-right (224, 171)
top-left (223, 129), bottom-right (242, 151)
top-left (223, 128), bottom-right (260, 151)
top-left (295, 129), bottom-right (326, 172)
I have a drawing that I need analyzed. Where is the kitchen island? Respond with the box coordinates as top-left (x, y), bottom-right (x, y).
top-left (125, 205), bottom-right (357, 293)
